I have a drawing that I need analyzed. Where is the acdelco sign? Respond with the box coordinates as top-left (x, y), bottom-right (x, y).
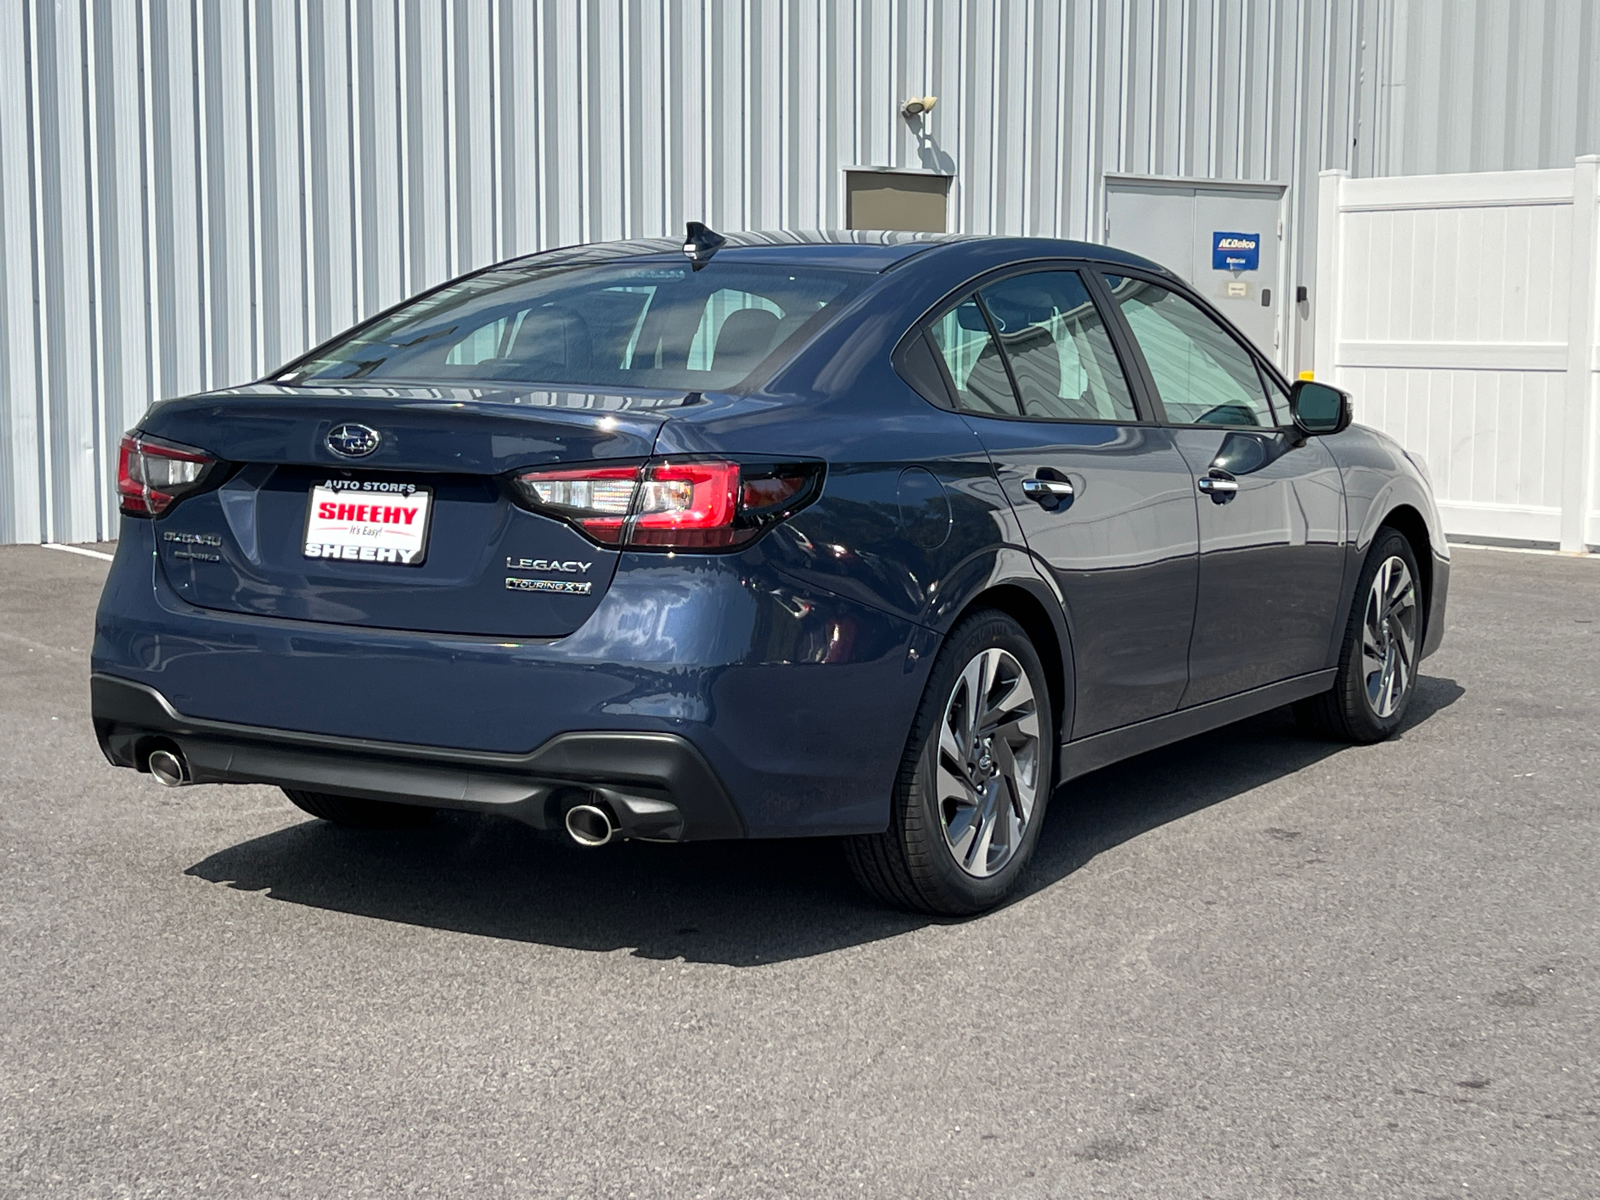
top-left (1212, 231), bottom-right (1261, 272)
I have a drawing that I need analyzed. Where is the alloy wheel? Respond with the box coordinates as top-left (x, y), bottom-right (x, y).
top-left (934, 647), bottom-right (1042, 878)
top-left (1361, 555), bottom-right (1418, 719)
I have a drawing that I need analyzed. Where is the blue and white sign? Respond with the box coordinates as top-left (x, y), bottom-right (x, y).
top-left (1212, 232), bottom-right (1260, 272)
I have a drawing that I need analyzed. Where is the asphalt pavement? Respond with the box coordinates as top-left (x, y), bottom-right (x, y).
top-left (2, 542), bottom-right (1597, 1198)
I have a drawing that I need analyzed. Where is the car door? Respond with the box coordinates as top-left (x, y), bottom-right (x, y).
top-left (1100, 272), bottom-right (1347, 707)
top-left (921, 267), bottom-right (1200, 739)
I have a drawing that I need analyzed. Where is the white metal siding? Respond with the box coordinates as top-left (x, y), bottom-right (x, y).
top-left (2, 0), bottom-right (1597, 543)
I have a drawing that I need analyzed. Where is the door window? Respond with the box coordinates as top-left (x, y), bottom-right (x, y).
top-left (927, 298), bottom-right (1020, 416)
top-left (1103, 275), bottom-right (1274, 427)
top-left (977, 271), bottom-right (1137, 422)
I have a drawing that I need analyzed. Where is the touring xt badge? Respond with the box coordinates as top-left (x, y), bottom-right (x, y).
top-left (506, 577), bottom-right (592, 595)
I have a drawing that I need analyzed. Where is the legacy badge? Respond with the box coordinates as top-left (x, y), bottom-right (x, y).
top-left (506, 557), bottom-right (592, 573)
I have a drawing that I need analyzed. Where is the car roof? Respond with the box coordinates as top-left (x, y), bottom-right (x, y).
top-left (498, 230), bottom-right (1171, 277)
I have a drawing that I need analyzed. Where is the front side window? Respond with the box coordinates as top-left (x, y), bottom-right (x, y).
top-left (278, 263), bottom-right (865, 391)
top-left (977, 271), bottom-right (1137, 422)
top-left (1102, 275), bottom-right (1274, 427)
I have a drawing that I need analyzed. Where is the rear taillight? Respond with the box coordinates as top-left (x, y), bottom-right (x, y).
top-left (117, 433), bottom-right (218, 517)
top-left (630, 461), bottom-right (741, 548)
top-left (509, 458), bottom-right (823, 550)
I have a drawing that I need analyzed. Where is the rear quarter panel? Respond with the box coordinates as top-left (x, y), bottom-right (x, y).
top-left (653, 246), bottom-right (1083, 739)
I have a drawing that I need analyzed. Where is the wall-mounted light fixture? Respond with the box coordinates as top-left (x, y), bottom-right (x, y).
top-left (900, 95), bottom-right (938, 119)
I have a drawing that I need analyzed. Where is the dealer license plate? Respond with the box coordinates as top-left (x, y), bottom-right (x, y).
top-left (303, 481), bottom-right (433, 567)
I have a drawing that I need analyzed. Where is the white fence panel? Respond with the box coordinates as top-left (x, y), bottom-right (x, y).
top-left (1316, 160), bottom-right (1600, 550)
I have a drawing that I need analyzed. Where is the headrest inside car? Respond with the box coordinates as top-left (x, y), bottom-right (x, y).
top-left (511, 305), bottom-right (594, 373)
top-left (713, 308), bottom-right (782, 369)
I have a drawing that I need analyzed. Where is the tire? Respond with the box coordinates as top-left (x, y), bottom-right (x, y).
top-left (1294, 526), bottom-right (1423, 743)
top-left (845, 609), bottom-right (1055, 916)
top-left (283, 788), bottom-right (435, 829)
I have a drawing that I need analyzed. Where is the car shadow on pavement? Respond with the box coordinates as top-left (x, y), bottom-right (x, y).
top-left (186, 675), bottom-right (1463, 966)
top-left (1023, 674), bottom-right (1465, 901)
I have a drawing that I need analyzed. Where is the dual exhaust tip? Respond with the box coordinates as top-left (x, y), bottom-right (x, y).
top-left (145, 744), bottom-right (622, 849)
top-left (563, 801), bottom-right (618, 848)
top-left (146, 746), bottom-right (189, 787)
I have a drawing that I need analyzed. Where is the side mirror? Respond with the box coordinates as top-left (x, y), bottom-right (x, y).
top-left (1288, 379), bottom-right (1352, 437)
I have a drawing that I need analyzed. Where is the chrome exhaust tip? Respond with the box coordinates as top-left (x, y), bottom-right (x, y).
top-left (564, 802), bottom-right (617, 848)
top-left (146, 747), bottom-right (189, 787)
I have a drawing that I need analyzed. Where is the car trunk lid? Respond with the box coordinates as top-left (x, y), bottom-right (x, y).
top-left (138, 383), bottom-right (683, 638)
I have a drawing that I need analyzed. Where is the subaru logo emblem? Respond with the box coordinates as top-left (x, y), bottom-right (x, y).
top-left (326, 423), bottom-right (381, 458)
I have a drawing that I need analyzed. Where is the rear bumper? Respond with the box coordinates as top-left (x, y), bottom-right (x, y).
top-left (92, 519), bottom-right (928, 837)
top-left (93, 673), bottom-right (744, 841)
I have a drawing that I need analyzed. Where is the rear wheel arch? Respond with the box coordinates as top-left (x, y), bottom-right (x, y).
top-left (949, 583), bottom-right (1072, 747)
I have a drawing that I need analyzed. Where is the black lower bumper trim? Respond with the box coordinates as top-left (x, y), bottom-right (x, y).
top-left (91, 674), bottom-right (745, 841)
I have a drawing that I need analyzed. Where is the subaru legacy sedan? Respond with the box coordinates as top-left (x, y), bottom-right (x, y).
top-left (92, 228), bottom-right (1447, 915)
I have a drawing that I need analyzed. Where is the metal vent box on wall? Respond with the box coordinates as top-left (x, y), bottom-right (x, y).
top-left (844, 169), bottom-right (950, 233)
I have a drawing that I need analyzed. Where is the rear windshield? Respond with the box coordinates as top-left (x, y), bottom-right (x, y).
top-left (276, 261), bottom-right (866, 390)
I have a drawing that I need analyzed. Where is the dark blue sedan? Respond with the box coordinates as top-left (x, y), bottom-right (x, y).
top-left (92, 228), bottom-right (1448, 914)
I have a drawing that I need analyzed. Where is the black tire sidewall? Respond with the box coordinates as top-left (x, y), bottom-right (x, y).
top-left (901, 611), bottom-right (1055, 914)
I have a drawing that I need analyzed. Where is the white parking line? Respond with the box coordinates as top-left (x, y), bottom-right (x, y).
top-left (41, 543), bottom-right (115, 562)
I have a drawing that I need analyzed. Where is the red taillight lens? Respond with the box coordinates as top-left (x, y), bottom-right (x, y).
top-left (509, 458), bottom-right (822, 551)
top-left (630, 461), bottom-right (741, 548)
top-left (117, 433), bottom-right (217, 516)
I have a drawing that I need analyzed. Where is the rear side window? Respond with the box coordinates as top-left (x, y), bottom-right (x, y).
top-left (928, 298), bottom-right (1019, 416)
top-left (1102, 275), bottom-right (1274, 427)
top-left (976, 271), bottom-right (1137, 422)
top-left (278, 264), bottom-right (865, 391)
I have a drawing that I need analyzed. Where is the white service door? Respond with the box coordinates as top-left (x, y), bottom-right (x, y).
top-left (1105, 183), bottom-right (1283, 364)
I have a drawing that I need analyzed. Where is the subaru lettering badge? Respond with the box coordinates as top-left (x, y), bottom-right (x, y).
top-left (326, 423), bottom-right (381, 458)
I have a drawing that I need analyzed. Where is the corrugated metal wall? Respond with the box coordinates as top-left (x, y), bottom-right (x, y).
top-left (1366, 0), bottom-right (1600, 177)
top-left (2, 0), bottom-right (1596, 544)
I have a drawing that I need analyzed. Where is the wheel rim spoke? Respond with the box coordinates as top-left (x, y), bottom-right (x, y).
top-left (967, 788), bottom-right (999, 872)
top-left (991, 735), bottom-right (1034, 822)
top-left (946, 804), bottom-right (979, 864)
top-left (995, 775), bottom-right (1020, 863)
top-left (938, 718), bottom-right (968, 779)
top-left (955, 656), bottom-right (985, 759)
top-left (977, 660), bottom-right (1023, 728)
